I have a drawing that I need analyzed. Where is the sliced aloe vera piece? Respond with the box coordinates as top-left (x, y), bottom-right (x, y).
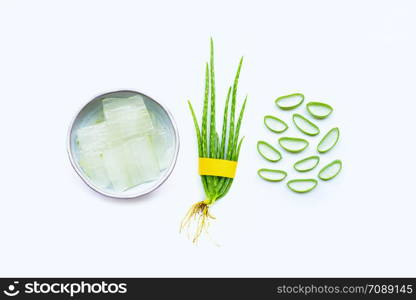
top-left (306, 102), bottom-right (333, 119)
top-left (102, 143), bottom-right (137, 192)
top-left (317, 127), bottom-right (339, 153)
top-left (257, 141), bottom-right (282, 162)
top-left (102, 95), bottom-right (146, 119)
top-left (149, 129), bottom-right (173, 170)
top-left (103, 136), bottom-right (160, 191)
top-left (264, 115), bottom-right (288, 133)
top-left (126, 136), bottom-right (160, 182)
top-left (275, 93), bottom-right (304, 110)
top-left (292, 113), bottom-right (320, 136)
top-left (278, 137), bottom-right (309, 153)
top-left (294, 155), bottom-right (320, 172)
top-left (318, 159), bottom-right (342, 181)
top-left (77, 121), bottom-right (109, 152)
top-left (79, 150), bottom-right (111, 188)
top-left (287, 179), bottom-right (318, 193)
top-left (104, 96), bottom-right (154, 140)
top-left (257, 169), bottom-right (287, 182)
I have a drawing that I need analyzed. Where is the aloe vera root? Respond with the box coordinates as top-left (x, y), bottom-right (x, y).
top-left (180, 201), bottom-right (215, 243)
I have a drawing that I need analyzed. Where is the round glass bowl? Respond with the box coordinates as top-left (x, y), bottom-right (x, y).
top-left (67, 90), bottom-right (179, 198)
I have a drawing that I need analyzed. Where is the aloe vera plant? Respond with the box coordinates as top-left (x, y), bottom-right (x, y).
top-left (181, 39), bottom-right (247, 243)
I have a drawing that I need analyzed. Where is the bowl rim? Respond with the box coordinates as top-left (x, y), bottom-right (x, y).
top-left (67, 89), bottom-right (180, 199)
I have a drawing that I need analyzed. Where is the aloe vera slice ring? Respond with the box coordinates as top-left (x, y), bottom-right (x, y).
top-left (294, 155), bottom-right (320, 172)
top-left (278, 137), bottom-right (309, 153)
top-left (292, 113), bottom-right (320, 136)
top-left (318, 159), bottom-right (342, 181)
top-left (264, 115), bottom-right (288, 133)
top-left (287, 179), bottom-right (318, 193)
top-left (306, 102), bottom-right (333, 119)
top-left (257, 141), bottom-right (282, 162)
top-left (275, 93), bottom-right (304, 110)
top-left (317, 127), bottom-right (339, 153)
top-left (257, 169), bottom-right (287, 182)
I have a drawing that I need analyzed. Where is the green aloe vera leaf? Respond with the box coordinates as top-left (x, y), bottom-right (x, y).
top-left (209, 38), bottom-right (216, 159)
top-left (219, 87), bottom-right (232, 159)
top-left (257, 141), bottom-right (282, 162)
top-left (287, 179), bottom-right (318, 193)
top-left (226, 57), bottom-right (244, 161)
top-left (317, 127), bottom-right (339, 153)
top-left (264, 115), bottom-right (288, 133)
top-left (188, 100), bottom-right (209, 194)
top-left (318, 159), bottom-right (342, 181)
top-left (293, 155), bottom-right (320, 172)
top-left (202, 63), bottom-right (209, 157)
top-left (306, 102), bottom-right (333, 119)
top-left (292, 113), bottom-right (320, 136)
top-left (257, 169), bottom-right (287, 182)
top-left (275, 93), bottom-right (304, 110)
top-left (278, 137), bottom-right (309, 153)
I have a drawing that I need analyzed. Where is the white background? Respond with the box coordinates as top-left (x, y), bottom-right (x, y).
top-left (1, 0), bottom-right (415, 277)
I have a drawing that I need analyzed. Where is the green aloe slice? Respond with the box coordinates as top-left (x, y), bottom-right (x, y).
top-left (317, 127), bottom-right (339, 153)
top-left (287, 179), bottom-right (318, 193)
top-left (275, 93), bottom-right (304, 110)
top-left (306, 102), bottom-right (333, 119)
top-left (264, 115), bottom-right (288, 133)
top-left (257, 141), bottom-right (282, 162)
top-left (318, 159), bottom-right (342, 181)
top-left (257, 169), bottom-right (287, 182)
top-left (294, 155), bottom-right (320, 172)
top-left (292, 113), bottom-right (320, 136)
top-left (278, 137), bottom-right (309, 153)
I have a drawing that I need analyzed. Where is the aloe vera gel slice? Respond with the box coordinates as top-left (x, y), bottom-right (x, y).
top-left (127, 136), bottom-right (160, 182)
top-left (104, 95), bottom-right (154, 141)
top-left (292, 114), bottom-right (320, 136)
top-left (150, 130), bottom-right (173, 170)
top-left (287, 179), bottom-right (318, 193)
top-left (317, 127), bottom-right (340, 153)
top-left (279, 137), bottom-right (309, 153)
top-left (264, 115), bottom-right (288, 133)
top-left (257, 169), bottom-right (287, 182)
top-left (318, 160), bottom-right (342, 181)
top-left (102, 143), bottom-right (138, 192)
top-left (77, 122), bottom-right (109, 152)
top-left (78, 150), bottom-right (111, 188)
top-left (294, 156), bottom-right (320, 172)
top-left (102, 136), bottom-right (160, 191)
top-left (257, 141), bottom-right (282, 162)
top-left (275, 93), bottom-right (304, 110)
top-left (306, 102), bottom-right (333, 119)
top-left (103, 96), bottom-right (151, 126)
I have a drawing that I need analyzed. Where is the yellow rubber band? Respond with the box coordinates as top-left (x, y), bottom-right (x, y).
top-left (198, 158), bottom-right (238, 178)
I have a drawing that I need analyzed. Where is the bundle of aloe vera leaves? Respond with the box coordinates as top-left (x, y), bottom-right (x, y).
top-left (181, 39), bottom-right (247, 242)
top-left (257, 93), bottom-right (342, 193)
